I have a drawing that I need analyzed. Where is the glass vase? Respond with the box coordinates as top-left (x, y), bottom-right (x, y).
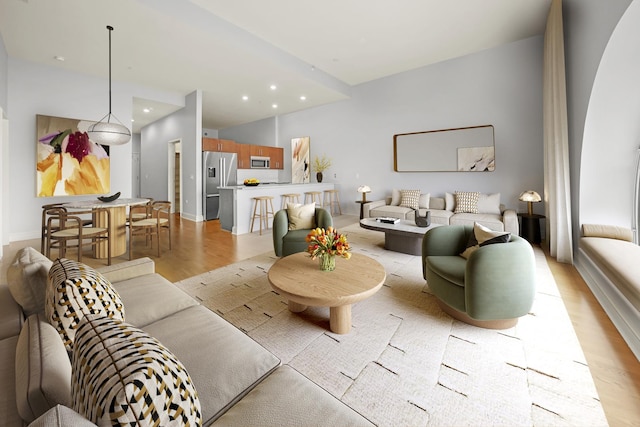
top-left (319, 254), bottom-right (336, 271)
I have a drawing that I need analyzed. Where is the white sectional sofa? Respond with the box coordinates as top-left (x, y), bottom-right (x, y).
top-left (1, 247), bottom-right (374, 426)
top-left (363, 190), bottom-right (519, 235)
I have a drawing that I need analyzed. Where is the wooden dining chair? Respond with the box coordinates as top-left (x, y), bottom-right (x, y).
top-left (128, 201), bottom-right (171, 259)
top-left (46, 207), bottom-right (111, 265)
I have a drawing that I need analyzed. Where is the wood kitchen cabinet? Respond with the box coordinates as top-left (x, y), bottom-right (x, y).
top-left (236, 143), bottom-right (251, 169)
top-left (203, 138), bottom-right (236, 152)
top-left (268, 147), bottom-right (284, 169)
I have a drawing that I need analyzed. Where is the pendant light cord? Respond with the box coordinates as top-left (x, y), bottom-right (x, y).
top-left (107, 25), bottom-right (113, 118)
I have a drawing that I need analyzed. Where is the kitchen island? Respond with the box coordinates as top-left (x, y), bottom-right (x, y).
top-left (219, 183), bottom-right (335, 235)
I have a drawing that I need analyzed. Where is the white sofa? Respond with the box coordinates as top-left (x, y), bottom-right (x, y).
top-left (1, 247), bottom-right (374, 426)
top-left (363, 190), bottom-right (519, 235)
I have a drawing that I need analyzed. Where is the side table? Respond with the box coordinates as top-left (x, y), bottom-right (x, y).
top-left (355, 201), bottom-right (365, 220)
top-left (518, 213), bottom-right (545, 244)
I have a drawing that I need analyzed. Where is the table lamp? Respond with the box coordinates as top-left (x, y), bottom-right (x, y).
top-left (519, 190), bottom-right (541, 215)
top-left (358, 185), bottom-right (371, 203)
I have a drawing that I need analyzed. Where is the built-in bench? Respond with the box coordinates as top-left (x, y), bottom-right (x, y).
top-left (575, 224), bottom-right (640, 360)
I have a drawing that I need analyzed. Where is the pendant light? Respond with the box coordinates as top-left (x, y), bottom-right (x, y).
top-left (87, 25), bottom-right (131, 146)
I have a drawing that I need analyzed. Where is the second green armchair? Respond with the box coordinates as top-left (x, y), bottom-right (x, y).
top-left (272, 208), bottom-right (333, 257)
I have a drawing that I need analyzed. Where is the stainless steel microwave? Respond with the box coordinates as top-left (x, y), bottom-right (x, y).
top-left (250, 156), bottom-right (270, 169)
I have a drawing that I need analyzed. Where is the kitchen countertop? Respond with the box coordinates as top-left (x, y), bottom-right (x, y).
top-left (220, 182), bottom-right (328, 190)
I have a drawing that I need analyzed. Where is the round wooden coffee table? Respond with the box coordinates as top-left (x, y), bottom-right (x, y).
top-left (268, 252), bottom-right (386, 334)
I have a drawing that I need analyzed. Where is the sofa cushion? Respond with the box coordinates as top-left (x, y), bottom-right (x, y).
top-left (142, 305), bottom-right (281, 425)
top-left (450, 213), bottom-right (505, 231)
top-left (28, 405), bottom-right (96, 427)
top-left (0, 285), bottom-right (23, 340)
top-left (425, 209), bottom-right (454, 225)
top-left (0, 336), bottom-right (21, 427)
top-left (71, 314), bottom-right (202, 426)
top-left (15, 313), bottom-right (72, 423)
top-left (110, 273), bottom-right (198, 328)
top-left (287, 202), bottom-right (316, 230)
top-left (477, 193), bottom-right (501, 215)
top-left (399, 189), bottom-right (421, 209)
top-left (460, 222), bottom-right (511, 259)
top-left (454, 191), bottom-right (480, 213)
top-left (582, 224), bottom-right (633, 241)
top-left (445, 192), bottom-right (455, 211)
top-left (369, 205), bottom-right (413, 220)
top-left (211, 365), bottom-right (374, 427)
top-left (46, 259), bottom-right (125, 352)
top-left (7, 246), bottom-right (53, 316)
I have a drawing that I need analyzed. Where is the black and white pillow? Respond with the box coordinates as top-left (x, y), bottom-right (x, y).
top-left (46, 258), bottom-right (125, 352)
top-left (400, 190), bottom-right (421, 210)
top-left (460, 222), bottom-right (511, 259)
top-left (454, 191), bottom-right (480, 214)
top-left (72, 314), bottom-right (202, 426)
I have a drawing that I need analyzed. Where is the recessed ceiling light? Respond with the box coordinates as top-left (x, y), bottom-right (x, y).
top-left (270, 85), bottom-right (277, 90)
top-left (54, 56), bottom-right (65, 62)
top-left (272, 104), bottom-right (278, 109)
top-left (242, 95), bottom-right (249, 101)
top-left (143, 108), bottom-right (153, 113)
top-left (300, 95), bottom-right (307, 101)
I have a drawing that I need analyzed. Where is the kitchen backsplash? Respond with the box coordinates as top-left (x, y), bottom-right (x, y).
top-left (237, 169), bottom-right (279, 183)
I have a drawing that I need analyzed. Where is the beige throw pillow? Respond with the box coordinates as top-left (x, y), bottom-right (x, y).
top-left (7, 247), bottom-right (53, 316)
top-left (477, 193), bottom-right (501, 215)
top-left (454, 191), bottom-right (480, 213)
top-left (400, 190), bottom-right (421, 209)
top-left (390, 189), bottom-right (402, 206)
top-left (460, 222), bottom-right (511, 259)
top-left (287, 202), bottom-right (316, 230)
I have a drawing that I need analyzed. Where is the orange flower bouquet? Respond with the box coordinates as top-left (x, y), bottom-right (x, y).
top-left (305, 226), bottom-right (351, 271)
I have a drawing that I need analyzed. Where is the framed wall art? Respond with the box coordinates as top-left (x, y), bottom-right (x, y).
top-left (291, 136), bottom-right (310, 184)
top-left (36, 114), bottom-right (110, 197)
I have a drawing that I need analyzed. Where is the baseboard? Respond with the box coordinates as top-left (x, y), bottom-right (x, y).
top-left (575, 248), bottom-right (640, 361)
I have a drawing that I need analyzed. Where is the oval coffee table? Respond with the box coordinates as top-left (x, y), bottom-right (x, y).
top-left (268, 252), bottom-right (386, 334)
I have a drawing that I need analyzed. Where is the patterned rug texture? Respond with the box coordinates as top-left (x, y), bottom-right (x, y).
top-left (175, 223), bottom-right (608, 427)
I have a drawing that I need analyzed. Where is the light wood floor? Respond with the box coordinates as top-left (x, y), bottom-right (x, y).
top-left (2, 214), bottom-right (639, 426)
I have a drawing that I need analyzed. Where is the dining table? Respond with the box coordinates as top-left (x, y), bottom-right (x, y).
top-left (63, 197), bottom-right (150, 258)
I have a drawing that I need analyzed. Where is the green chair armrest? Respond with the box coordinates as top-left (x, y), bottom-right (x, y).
top-left (272, 210), bottom-right (289, 257)
top-left (315, 208), bottom-right (333, 229)
top-left (465, 235), bottom-right (535, 320)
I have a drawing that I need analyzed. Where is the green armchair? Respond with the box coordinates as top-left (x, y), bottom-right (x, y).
top-left (422, 225), bottom-right (535, 329)
top-left (273, 207), bottom-right (333, 257)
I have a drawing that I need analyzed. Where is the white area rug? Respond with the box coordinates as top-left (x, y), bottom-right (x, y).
top-left (175, 223), bottom-right (608, 427)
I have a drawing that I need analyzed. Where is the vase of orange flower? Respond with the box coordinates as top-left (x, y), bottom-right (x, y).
top-left (306, 226), bottom-right (351, 271)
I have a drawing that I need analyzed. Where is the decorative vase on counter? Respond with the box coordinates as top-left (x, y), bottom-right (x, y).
top-left (319, 253), bottom-right (336, 271)
top-left (316, 172), bottom-right (323, 183)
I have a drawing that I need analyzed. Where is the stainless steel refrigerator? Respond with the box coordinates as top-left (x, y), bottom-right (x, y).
top-left (203, 151), bottom-right (237, 220)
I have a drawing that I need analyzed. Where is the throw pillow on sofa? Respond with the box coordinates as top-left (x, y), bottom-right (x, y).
top-left (46, 258), bottom-right (125, 352)
top-left (72, 314), bottom-right (202, 426)
top-left (460, 222), bottom-right (511, 259)
top-left (400, 190), bottom-right (421, 209)
top-left (7, 246), bottom-right (53, 316)
top-left (454, 191), bottom-right (480, 214)
top-left (477, 193), bottom-right (501, 215)
top-left (287, 202), bottom-right (316, 230)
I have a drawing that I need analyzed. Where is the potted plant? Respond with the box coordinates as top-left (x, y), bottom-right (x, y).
top-left (312, 154), bottom-right (332, 183)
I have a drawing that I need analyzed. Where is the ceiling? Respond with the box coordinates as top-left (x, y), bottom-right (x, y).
top-left (0, 0), bottom-right (551, 133)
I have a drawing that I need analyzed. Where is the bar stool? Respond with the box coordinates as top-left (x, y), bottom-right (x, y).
top-left (323, 189), bottom-right (342, 215)
top-left (304, 191), bottom-right (323, 206)
top-left (250, 196), bottom-right (275, 235)
top-left (281, 193), bottom-right (301, 209)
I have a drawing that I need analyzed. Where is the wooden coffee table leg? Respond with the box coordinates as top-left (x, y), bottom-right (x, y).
top-left (288, 300), bottom-right (307, 313)
top-left (329, 304), bottom-right (351, 334)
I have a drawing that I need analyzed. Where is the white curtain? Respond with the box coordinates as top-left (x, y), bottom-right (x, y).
top-left (543, 0), bottom-right (573, 263)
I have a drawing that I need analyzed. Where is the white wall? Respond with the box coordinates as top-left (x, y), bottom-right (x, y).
top-left (141, 90), bottom-right (203, 221)
top-left (4, 58), bottom-right (184, 241)
top-left (578, 0), bottom-right (640, 229)
top-left (222, 36), bottom-right (545, 217)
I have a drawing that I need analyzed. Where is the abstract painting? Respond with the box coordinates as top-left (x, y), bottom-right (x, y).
top-left (291, 136), bottom-right (310, 183)
top-left (457, 146), bottom-right (495, 172)
top-left (36, 114), bottom-right (110, 197)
